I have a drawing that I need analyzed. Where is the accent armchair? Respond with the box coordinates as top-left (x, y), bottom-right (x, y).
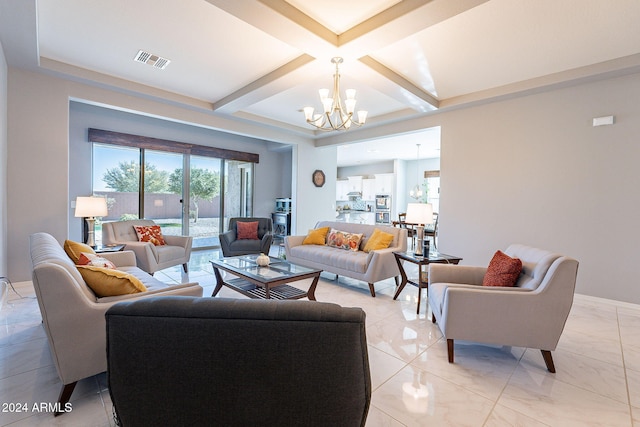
top-left (107, 297), bottom-right (371, 426)
top-left (219, 217), bottom-right (273, 257)
top-left (428, 244), bottom-right (579, 372)
top-left (102, 219), bottom-right (192, 274)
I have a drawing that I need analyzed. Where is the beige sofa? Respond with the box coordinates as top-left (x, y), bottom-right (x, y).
top-left (428, 244), bottom-right (579, 372)
top-left (285, 221), bottom-right (408, 297)
top-left (29, 232), bottom-right (202, 415)
top-left (102, 219), bottom-right (192, 274)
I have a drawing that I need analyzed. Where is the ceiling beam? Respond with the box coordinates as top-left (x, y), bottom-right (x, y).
top-left (258, 0), bottom-right (337, 46)
top-left (339, 0), bottom-right (434, 46)
top-left (212, 54), bottom-right (316, 113)
top-left (359, 56), bottom-right (440, 110)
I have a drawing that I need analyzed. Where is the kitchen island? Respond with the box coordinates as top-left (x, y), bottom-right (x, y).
top-left (335, 210), bottom-right (375, 225)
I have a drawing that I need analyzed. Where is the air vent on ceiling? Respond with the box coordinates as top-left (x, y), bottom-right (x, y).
top-left (133, 50), bottom-right (171, 70)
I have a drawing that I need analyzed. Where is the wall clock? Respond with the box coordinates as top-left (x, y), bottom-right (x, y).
top-left (312, 169), bottom-right (326, 187)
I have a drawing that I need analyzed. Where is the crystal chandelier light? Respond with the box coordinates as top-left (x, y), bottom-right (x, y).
top-left (410, 144), bottom-right (423, 200)
top-left (303, 57), bottom-right (367, 131)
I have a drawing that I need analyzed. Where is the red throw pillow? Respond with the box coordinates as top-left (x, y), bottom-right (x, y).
top-left (236, 221), bottom-right (259, 240)
top-left (482, 250), bottom-right (522, 287)
top-left (134, 225), bottom-right (166, 246)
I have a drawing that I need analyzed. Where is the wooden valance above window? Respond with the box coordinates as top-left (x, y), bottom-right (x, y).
top-left (88, 128), bottom-right (259, 163)
top-left (424, 170), bottom-right (440, 178)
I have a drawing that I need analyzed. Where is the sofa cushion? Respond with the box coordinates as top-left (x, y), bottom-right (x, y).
top-left (303, 227), bottom-right (330, 245)
top-left (77, 266), bottom-right (148, 297)
top-left (363, 229), bottom-right (394, 253)
top-left (64, 240), bottom-right (96, 264)
top-left (236, 221), bottom-right (259, 240)
top-left (289, 245), bottom-right (370, 274)
top-left (78, 252), bottom-right (116, 269)
top-left (327, 229), bottom-right (364, 252)
top-left (134, 225), bottom-right (166, 246)
top-left (482, 250), bottom-right (522, 287)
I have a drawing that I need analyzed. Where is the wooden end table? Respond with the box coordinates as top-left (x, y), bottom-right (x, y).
top-left (393, 251), bottom-right (462, 314)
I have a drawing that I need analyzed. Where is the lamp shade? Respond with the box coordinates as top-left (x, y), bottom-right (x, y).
top-left (74, 196), bottom-right (108, 218)
top-left (405, 203), bottom-right (433, 226)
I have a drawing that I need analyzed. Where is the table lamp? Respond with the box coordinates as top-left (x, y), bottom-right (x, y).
top-left (405, 203), bottom-right (433, 257)
top-left (74, 196), bottom-right (108, 247)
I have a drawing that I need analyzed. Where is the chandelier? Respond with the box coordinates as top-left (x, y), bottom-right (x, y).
top-left (303, 57), bottom-right (368, 131)
top-left (410, 144), bottom-right (423, 200)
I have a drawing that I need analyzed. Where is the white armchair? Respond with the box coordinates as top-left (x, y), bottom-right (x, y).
top-left (428, 244), bottom-right (579, 372)
top-left (102, 219), bottom-right (192, 274)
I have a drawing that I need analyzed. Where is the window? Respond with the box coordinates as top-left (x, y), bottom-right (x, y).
top-left (90, 129), bottom-right (257, 249)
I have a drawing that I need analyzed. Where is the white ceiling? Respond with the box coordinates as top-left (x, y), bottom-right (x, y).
top-left (3, 0), bottom-right (640, 167)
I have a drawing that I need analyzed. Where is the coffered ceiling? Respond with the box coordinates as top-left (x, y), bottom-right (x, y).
top-left (3, 0), bottom-right (640, 166)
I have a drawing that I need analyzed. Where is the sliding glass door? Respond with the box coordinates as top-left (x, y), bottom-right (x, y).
top-left (223, 160), bottom-right (253, 232)
top-left (143, 150), bottom-right (185, 238)
top-left (92, 142), bottom-right (247, 249)
top-left (188, 155), bottom-right (222, 248)
top-left (92, 144), bottom-right (140, 242)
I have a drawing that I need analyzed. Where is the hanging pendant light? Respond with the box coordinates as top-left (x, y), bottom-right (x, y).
top-left (409, 144), bottom-right (423, 200)
top-left (303, 57), bottom-right (368, 131)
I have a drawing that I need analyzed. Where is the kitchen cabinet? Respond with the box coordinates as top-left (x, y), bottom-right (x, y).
top-left (375, 173), bottom-right (395, 195)
top-left (347, 176), bottom-right (363, 194)
top-left (336, 180), bottom-right (349, 200)
top-left (362, 178), bottom-right (376, 200)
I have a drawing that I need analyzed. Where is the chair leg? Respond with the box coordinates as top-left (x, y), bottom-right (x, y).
top-left (54, 382), bottom-right (77, 416)
top-left (541, 350), bottom-right (556, 373)
top-left (368, 283), bottom-right (376, 297)
top-left (447, 339), bottom-right (454, 363)
top-left (182, 263), bottom-right (188, 273)
top-left (432, 312), bottom-right (436, 323)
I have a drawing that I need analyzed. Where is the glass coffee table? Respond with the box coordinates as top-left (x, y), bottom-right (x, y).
top-left (210, 254), bottom-right (322, 301)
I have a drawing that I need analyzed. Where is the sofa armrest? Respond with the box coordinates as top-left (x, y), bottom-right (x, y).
top-left (260, 234), bottom-right (273, 254)
top-left (284, 235), bottom-right (305, 251)
top-left (121, 241), bottom-right (158, 258)
top-left (164, 235), bottom-right (191, 249)
top-left (429, 264), bottom-right (486, 286)
top-left (220, 230), bottom-right (235, 245)
top-left (100, 250), bottom-right (137, 267)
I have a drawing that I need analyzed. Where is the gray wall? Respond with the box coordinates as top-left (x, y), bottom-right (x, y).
top-left (433, 72), bottom-right (640, 303)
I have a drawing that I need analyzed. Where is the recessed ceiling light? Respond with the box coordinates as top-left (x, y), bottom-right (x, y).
top-left (133, 50), bottom-right (171, 70)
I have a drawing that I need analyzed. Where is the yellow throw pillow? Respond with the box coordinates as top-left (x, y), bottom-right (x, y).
top-left (302, 226), bottom-right (330, 245)
top-left (363, 229), bottom-right (395, 253)
top-left (64, 240), bottom-right (96, 264)
top-left (77, 266), bottom-right (147, 297)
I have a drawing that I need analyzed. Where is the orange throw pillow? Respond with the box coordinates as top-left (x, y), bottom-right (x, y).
top-left (482, 250), bottom-right (522, 287)
top-left (134, 225), bottom-right (166, 246)
top-left (236, 221), bottom-right (259, 240)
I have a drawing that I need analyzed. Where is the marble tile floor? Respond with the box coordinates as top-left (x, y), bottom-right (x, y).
top-left (2, 249), bottom-right (640, 426)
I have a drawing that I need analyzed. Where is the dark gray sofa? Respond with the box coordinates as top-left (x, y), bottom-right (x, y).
top-left (106, 297), bottom-right (371, 426)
